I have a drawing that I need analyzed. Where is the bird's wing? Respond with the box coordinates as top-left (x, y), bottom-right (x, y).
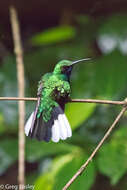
top-left (24, 81), bottom-right (43, 136)
top-left (25, 73), bottom-right (52, 138)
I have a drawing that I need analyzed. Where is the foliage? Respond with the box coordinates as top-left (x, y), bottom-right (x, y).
top-left (30, 26), bottom-right (76, 45)
top-left (97, 127), bottom-right (127, 185)
top-left (34, 150), bottom-right (95, 190)
top-left (1, 13), bottom-right (127, 190)
top-left (65, 103), bottom-right (96, 130)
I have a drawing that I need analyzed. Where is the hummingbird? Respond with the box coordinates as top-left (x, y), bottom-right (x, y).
top-left (25, 58), bottom-right (90, 143)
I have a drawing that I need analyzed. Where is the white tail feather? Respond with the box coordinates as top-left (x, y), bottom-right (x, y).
top-left (25, 112), bottom-right (34, 136)
top-left (62, 114), bottom-right (72, 137)
top-left (51, 113), bottom-right (72, 143)
top-left (51, 120), bottom-right (60, 143)
top-left (58, 114), bottom-right (67, 140)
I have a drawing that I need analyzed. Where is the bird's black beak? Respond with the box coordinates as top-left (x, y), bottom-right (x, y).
top-left (71, 58), bottom-right (91, 65)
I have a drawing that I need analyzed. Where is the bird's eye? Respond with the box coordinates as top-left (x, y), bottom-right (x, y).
top-left (61, 66), bottom-right (72, 75)
top-left (63, 66), bottom-right (68, 70)
top-left (62, 66), bottom-right (68, 73)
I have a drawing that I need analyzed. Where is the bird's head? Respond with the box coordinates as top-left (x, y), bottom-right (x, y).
top-left (53, 58), bottom-right (91, 79)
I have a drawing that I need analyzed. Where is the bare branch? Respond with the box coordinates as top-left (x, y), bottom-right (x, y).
top-left (70, 99), bottom-right (124, 105)
top-left (0, 97), bottom-right (37, 101)
top-left (62, 105), bottom-right (127, 190)
top-left (10, 6), bottom-right (25, 189)
top-left (0, 97), bottom-right (125, 105)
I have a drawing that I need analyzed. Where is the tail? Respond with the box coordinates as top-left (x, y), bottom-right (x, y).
top-left (51, 106), bottom-right (72, 142)
top-left (25, 105), bottom-right (72, 143)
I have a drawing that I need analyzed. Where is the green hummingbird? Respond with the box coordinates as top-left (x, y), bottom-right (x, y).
top-left (25, 58), bottom-right (90, 143)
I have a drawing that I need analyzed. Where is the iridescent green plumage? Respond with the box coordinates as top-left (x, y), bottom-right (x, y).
top-left (37, 60), bottom-right (72, 122)
top-left (25, 58), bottom-right (91, 142)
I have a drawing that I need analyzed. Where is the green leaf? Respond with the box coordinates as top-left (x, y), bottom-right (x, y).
top-left (0, 113), bottom-right (6, 134)
top-left (97, 127), bottom-right (127, 185)
top-left (0, 138), bottom-right (18, 159)
top-left (0, 56), bottom-right (18, 126)
top-left (0, 139), bottom-right (18, 174)
top-left (30, 26), bottom-right (76, 45)
top-left (53, 153), bottom-right (95, 190)
top-left (34, 173), bottom-right (53, 190)
top-left (26, 139), bottom-right (79, 162)
top-left (65, 103), bottom-right (96, 130)
top-left (34, 149), bottom-right (95, 190)
top-left (94, 51), bottom-right (127, 99)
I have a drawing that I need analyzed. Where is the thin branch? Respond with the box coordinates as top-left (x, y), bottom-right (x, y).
top-left (10, 6), bottom-right (25, 189)
top-left (62, 105), bottom-right (127, 190)
top-left (0, 97), bottom-right (37, 101)
top-left (0, 97), bottom-right (125, 105)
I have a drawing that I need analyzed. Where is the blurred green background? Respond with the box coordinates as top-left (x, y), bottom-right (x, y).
top-left (0, 0), bottom-right (127, 189)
